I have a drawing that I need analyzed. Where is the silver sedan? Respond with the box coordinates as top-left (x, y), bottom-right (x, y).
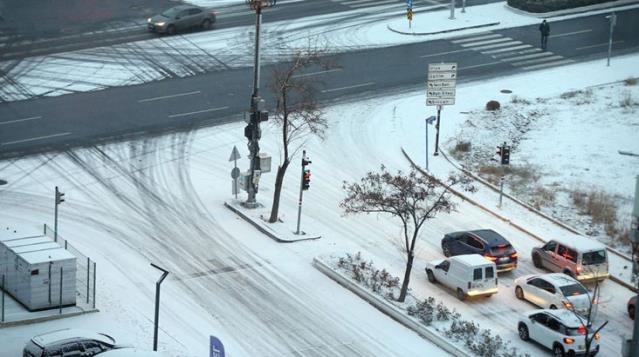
top-left (514, 273), bottom-right (596, 316)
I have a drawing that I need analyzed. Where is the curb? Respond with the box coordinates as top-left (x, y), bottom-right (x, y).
top-left (312, 257), bottom-right (470, 357)
top-left (387, 22), bottom-right (500, 36)
top-left (400, 148), bottom-right (638, 293)
top-left (505, 0), bottom-right (639, 18)
top-left (224, 202), bottom-right (321, 243)
top-left (0, 308), bottom-right (99, 328)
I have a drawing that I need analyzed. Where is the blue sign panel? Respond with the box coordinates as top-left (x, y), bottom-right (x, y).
top-left (407, 0), bottom-right (413, 8)
top-left (210, 336), bottom-right (225, 357)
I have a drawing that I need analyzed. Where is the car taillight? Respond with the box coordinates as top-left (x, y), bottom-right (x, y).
top-left (576, 265), bottom-right (582, 273)
top-left (562, 301), bottom-right (573, 309)
top-left (510, 252), bottom-right (519, 258)
top-left (485, 255), bottom-right (498, 261)
top-left (577, 325), bottom-right (586, 335)
top-left (592, 297), bottom-right (598, 304)
top-left (594, 332), bottom-right (600, 340)
top-left (563, 337), bottom-right (575, 344)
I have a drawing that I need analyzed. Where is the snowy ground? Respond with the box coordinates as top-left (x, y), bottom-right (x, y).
top-left (1, 53), bottom-right (637, 356)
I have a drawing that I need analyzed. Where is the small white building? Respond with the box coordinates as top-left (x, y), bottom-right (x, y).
top-left (0, 231), bottom-right (76, 311)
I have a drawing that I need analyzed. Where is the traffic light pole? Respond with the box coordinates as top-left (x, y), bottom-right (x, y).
top-left (434, 106), bottom-right (442, 156)
top-left (295, 150), bottom-right (308, 235)
top-left (54, 186), bottom-right (64, 242)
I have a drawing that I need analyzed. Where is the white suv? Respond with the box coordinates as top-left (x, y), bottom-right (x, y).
top-left (518, 309), bottom-right (600, 356)
top-left (23, 329), bottom-right (124, 357)
top-left (514, 273), bottom-right (596, 316)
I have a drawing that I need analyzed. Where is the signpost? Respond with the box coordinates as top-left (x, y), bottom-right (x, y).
top-left (229, 146), bottom-right (242, 199)
top-left (426, 62), bottom-right (457, 156)
top-left (406, 0), bottom-right (413, 28)
top-left (210, 336), bottom-right (225, 357)
top-left (425, 116), bottom-right (436, 171)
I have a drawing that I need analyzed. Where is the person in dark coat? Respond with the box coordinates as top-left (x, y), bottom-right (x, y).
top-left (539, 19), bottom-right (550, 49)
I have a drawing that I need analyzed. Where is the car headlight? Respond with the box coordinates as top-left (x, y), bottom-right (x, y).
top-left (156, 22), bottom-right (166, 27)
top-left (147, 18), bottom-right (151, 23)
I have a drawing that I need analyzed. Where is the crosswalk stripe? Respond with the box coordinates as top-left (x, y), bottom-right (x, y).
top-left (512, 55), bottom-right (564, 66)
top-left (481, 44), bottom-right (531, 54)
top-left (460, 37), bottom-right (513, 47)
top-left (490, 47), bottom-right (540, 58)
top-left (451, 34), bottom-right (502, 44)
top-left (471, 40), bottom-right (522, 51)
top-left (501, 51), bottom-right (555, 62)
top-left (522, 59), bottom-right (574, 70)
top-left (350, 0), bottom-right (397, 7)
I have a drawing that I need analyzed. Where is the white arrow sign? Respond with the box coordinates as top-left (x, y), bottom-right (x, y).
top-left (427, 80), bottom-right (456, 89)
top-left (427, 89), bottom-right (456, 98)
top-left (428, 72), bottom-right (457, 80)
top-left (427, 98), bottom-right (455, 106)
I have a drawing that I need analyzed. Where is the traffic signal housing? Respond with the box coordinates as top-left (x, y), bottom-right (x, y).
top-left (303, 169), bottom-right (311, 190)
top-left (501, 146), bottom-right (510, 165)
top-left (55, 186), bottom-right (65, 204)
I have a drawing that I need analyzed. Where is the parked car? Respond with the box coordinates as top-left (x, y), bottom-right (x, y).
top-left (96, 348), bottom-right (168, 356)
top-left (425, 254), bottom-right (498, 301)
top-left (514, 273), bottom-right (596, 316)
top-left (629, 296), bottom-right (636, 320)
top-left (23, 329), bottom-right (125, 357)
top-left (517, 309), bottom-right (600, 356)
top-left (441, 229), bottom-right (518, 272)
top-left (147, 5), bottom-right (216, 35)
top-left (531, 237), bottom-right (609, 282)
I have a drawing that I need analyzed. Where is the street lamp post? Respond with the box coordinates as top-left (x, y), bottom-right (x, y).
top-left (151, 263), bottom-right (169, 352)
top-left (606, 12), bottom-right (617, 67)
top-left (244, 0), bottom-right (275, 208)
top-left (629, 176), bottom-right (639, 356)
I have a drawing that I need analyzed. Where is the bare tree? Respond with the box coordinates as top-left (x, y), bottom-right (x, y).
top-left (569, 275), bottom-right (608, 355)
top-left (340, 165), bottom-right (472, 302)
top-left (267, 43), bottom-right (336, 223)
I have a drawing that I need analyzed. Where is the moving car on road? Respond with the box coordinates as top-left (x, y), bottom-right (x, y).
top-left (517, 309), bottom-right (600, 356)
top-left (514, 273), bottom-right (596, 316)
top-left (23, 328), bottom-right (125, 357)
top-left (147, 5), bottom-right (216, 35)
top-left (531, 237), bottom-right (609, 282)
top-left (441, 229), bottom-right (518, 272)
top-left (425, 254), bottom-right (498, 301)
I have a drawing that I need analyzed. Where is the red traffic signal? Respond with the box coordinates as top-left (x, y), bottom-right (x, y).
top-left (303, 169), bottom-right (311, 190)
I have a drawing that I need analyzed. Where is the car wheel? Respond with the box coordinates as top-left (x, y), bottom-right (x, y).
top-left (456, 288), bottom-right (466, 301)
top-left (518, 323), bottom-right (529, 341)
top-left (201, 19), bottom-right (211, 30)
top-left (629, 305), bottom-right (635, 320)
top-left (552, 343), bottom-right (565, 357)
top-left (515, 286), bottom-right (524, 300)
top-left (426, 269), bottom-right (436, 283)
top-left (442, 243), bottom-right (452, 257)
top-left (549, 304), bottom-right (557, 310)
top-left (167, 25), bottom-right (176, 35)
top-left (532, 253), bottom-right (542, 268)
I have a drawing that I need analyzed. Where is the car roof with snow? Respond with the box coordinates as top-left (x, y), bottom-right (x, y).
top-left (31, 329), bottom-right (115, 347)
top-left (450, 254), bottom-right (494, 266)
top-left (547, 236), bottom-right (606, 252)
top-left (536, 273), bottom-right (583, 287)
top-left (525, 309), bottom-right (585, 328)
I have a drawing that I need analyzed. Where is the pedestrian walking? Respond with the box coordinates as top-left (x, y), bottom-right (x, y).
top-left (539, 19), bottom-right (550, 50)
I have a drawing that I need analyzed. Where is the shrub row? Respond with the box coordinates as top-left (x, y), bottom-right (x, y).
top-left (507, 0), bottom-right (613, 13)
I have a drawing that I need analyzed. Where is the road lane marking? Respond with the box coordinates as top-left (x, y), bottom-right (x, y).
top-left (1, 132), bottom-right (71, 146)
top-left (292, 68), bottom-right (342, 78)
top-left (0, 116), bottom-right (42, 125)
top-left (421, 48), bottom-right (472, 58)
top-left (461, 37), bottom-right (513, 47)
top-left (522, 59), bottom-right (574, 70)
top-left (576, 40), bottom-right (624, 50)
top-left (168, 106), bottom-right (229, 118)
top-left (451, 34), bottom-right (501, 44)
top-left (512, 55), bottom-right (564, 66)
top-left (472, 40), bottom-right (523, 51)
top-left (459, 61), bottom-right (502, 70)
top-left (501, 51), bottom-right (554, 62)
top-left (138, 91), bottom-right (201, 103)
top-left (550, 29), bottom-right (592, 38)
top-left (481, 44), bottom-right (532, 54)
top-left (321, 82), bottom-right (374, 93)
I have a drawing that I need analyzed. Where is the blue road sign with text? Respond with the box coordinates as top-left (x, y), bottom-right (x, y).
top-left (407, 0), bottom-right (412, 8)
top-left (210, 336), bottom-right (225, 357)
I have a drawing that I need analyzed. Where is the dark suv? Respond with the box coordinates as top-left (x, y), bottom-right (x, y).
top-left (441, 229), bottom-right (518, 272)
top-left (23, 329), bottom-right (123, 357)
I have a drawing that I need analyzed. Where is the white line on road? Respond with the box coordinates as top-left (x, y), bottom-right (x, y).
top-left (460, 61), bottom-right (502, 70)
top-left (1, 132), bottom-right (71, 146)
top-left (501, 51), bottom-right (554, 62)
top-left (168, 106), bottom-right (229, 118)
top-left (550, 29), bottom-right (592, 38)
top-left (511, 55), bottom-right (564, 66)
top-left (421, 48), bottom-right (472, 58)
top-left (321, 82), bottom-right (374, 93)
top-left (451, 34), bottom-right (501, 44)
top-left (522, 59), bottom-right (574, 70)
top-left (292, 68), bottom-right (342, 78)
top-left (461, 37), bottom-right (513, 47)
top-left (481, 44), bottom-right (532, 54)
top-left (138, 91), bottom-right (201, 103)
top-left (0, 116), bottom-right (42, 125)
top-left (473, 40), bottom-right (523, 51)
top-left (576, 40), bottom-right (624, 50)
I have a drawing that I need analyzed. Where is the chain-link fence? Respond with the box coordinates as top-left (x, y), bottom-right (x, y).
top-left (43, 224), bottom-right (96, 310)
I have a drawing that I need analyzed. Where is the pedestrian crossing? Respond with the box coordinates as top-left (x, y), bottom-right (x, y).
top-left (330, 0), bottom-right (443, 10)
top-left (450, 32), bottom-right (573, 71)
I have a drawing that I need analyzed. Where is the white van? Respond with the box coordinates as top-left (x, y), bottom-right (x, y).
top-left (425, 254), bottom-right (498, 300)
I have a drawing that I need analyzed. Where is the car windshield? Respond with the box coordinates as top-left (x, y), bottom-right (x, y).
top-left (161, 7), bottom-right (181, 18)
top-left (582, 250), bottom-right (606, 265)
top-left (560, 283), bottom-right (587, 297)
top-left (490, 244), bottom-right (512, 255)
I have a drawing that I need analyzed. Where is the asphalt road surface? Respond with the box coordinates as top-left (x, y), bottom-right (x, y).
top-left (0, 7), bottom-right (638, 158)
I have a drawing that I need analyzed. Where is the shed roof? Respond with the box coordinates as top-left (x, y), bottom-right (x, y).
top-left (0, 234), bottom-right (75, 264)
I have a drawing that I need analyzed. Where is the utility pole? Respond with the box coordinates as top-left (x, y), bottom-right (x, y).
top-left (606, 12), bottom-right (617, 67)
top-left (629, 176), bottom-right (639, 356)
top-left (296, 151), bottom-right (311, 235)
top-left (54, 186), bottom-right (65, 242)
top-left (425, 116), bottom-right (436, 170)
top-left (433, 105), bottom-right (442, 156)
top-left (449, 0), bottom-right (455, 19)
top-left (244, 0), bottom-right (274, 208)
top-left (151, 263), bottom-right (169, 352)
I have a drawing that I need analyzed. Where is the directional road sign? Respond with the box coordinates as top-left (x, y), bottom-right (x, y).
top-left (427, 98), bottom-right (455, 106)
top-left (427, 89), bottom-right (455, 98)
top-left (427, 72), bottom-right (457, 80)
top-left (427, 80), bottom-right (456, 89)
top-left (428, 63), bottom-right (457, 72)
top-left (426, 62), bottom-right (457, 107)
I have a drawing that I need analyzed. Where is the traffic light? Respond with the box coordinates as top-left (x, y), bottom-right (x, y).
top-left (250, 111), bottom-right (269, 122)
top-left (501, 146), bottom-right (510, 165)
top-left (496, 145), bottom-right (503, 158)
top-left (55, 186), bottom-right (65, 205)
top-left (303, 169), bottom-right (311, 190)
top-left (244, 122), bottom-right (253, 139)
